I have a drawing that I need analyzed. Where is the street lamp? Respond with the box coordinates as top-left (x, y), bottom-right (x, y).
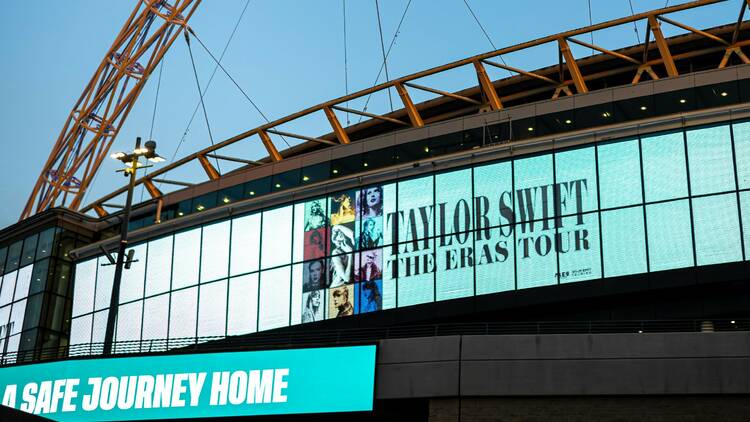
top-left (102, 137), bottom-right (164, 356)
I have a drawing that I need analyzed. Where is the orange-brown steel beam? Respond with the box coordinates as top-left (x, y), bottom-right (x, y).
top-left (93, 204), bottom-right (108, 218)
top-left (558, 38), bottom-right (588, 94)
top-left (258, 130), bottom-right (283, 162)
top-left (648, 15), bottom-right (679, 77)
top-left (143, 179), bottom-right (163, 198)
top-left (198, 154), bottom-right (220, 180)
top-left (394, 82), bottom-right (424, 127)
top-left (324, 106), bottom-right (352, 144)
top-left (473, 61), bottom-right (502, 110)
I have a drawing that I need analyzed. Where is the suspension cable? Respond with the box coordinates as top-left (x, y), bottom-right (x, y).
top-left (140, 56), bottom-right (166, 202)
top-left (169, 0), bottom-right (251, 166)
top-left (461, 0), bottom-right (511, 76)
top-left (374, 0), bottom-right (394, 112)
top-left (588, 0), bottom-right (594, 55)
top-left (184, 31), bottom-right (221, 172)
top-left (628, 0), bottom-right (641, 44)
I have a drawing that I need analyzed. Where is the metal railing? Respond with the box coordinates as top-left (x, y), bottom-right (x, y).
top-left (1, 318), bottom-right (747, 367)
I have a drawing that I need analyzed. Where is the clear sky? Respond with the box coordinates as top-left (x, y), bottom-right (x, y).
top-left (0, 0), bottom-right (741, 229)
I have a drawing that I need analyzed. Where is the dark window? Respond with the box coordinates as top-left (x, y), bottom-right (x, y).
top-left (330, 154), bottom-right (362, 178)
top-left (614, 96), bottom-right (654, 123)
top-left (537, 110), bottom-right (575, 136)
top-left (51, 260), bottom-right (72, 296)
top-left (301, 161), bottom-right (331, 185)
top-left (429, 132), bottom-right (466, 156)
top-left (457, 128), bottom-right (485, 150)
top-left (396, 138), bottom-right (432, 163)
top-left (176, 200), bottom-right (192, 218)
top-left (6, 240), bottom-right (23, 272)
top-left (511, 117), bottom-right (537, 141)
top-left (0, 247), bottom-right (7, 275)
top-left (739, 78), bottom-right (750, 103)
top-left (361, 146), bottom-right (397, 171)
top-left (22, 294), bottom-right (44, 331)
top-left (193, 191), bottom-right (217, 212)
top-left (218, 184), bottom-right (243, 205)
top-left (29, 258), bottom-right (50, 296)
top-left (272, 168), bottom-right (301, 191)
top-left (36, 228), bottom-right (55, 260)
top-left (695, 81), bottom-right (739, 109)
top-left (575, 102), bottom-right (614, 130)
top-left (244, 176), bottom-right (271, 198)
top-left (486, 122), bottom-right (510, 144)
top-left (653, 87), bottom-right (695, 116)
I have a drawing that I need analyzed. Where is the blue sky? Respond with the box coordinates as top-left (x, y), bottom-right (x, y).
top-left (0, 0), bottom-right (742, 228)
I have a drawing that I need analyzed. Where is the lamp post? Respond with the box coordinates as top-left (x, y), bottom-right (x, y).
top-left (102, 137), bottom-right (164, 356)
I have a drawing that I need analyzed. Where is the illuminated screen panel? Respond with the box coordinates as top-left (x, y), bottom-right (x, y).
top-left (600, 206), bottom-right (647, 277)
top-left (436, 169), bottom-right (473, 235)
top-left (397, 238), bottom-right (434, 307)
top-left (261, 206), bottom-right (293, 270)
top-left (557, 212), bottom-right (601, 284)
top-left (514, 153), bottom-right (554, 223)
top-left (200, 221), bottom-right (230, 283)
top-left (229, 213), bottom-right (261, 276)
top-left (356, 187), bottom-right (385, 250)
top-left (515, 219), bottom-right (557, 289)
top-left (290, 264), bottom-right (303, 325)
top-left (475, 226), bottom-right (515, 295)
top-left (692, 193), bottom-right (742, 266)
top-left (555, 146), bottom-right (598, 216)
top-left (473, 161), bottom-right (513, 229)
top-left (381, 245), bottom-right (397, 310)
top-left (145, 236), bottom-right (172, 297)
top-left (258, 266), bottom-right (290, 331)
top-left (172, 228), bottom-right (201, 290)
top-left (597, 139), bottom-right (642, 209)
top-left (72, 259), bottom-right (96, 317)
top-left (641, 132), bottom-right (688, 202)
top-left (646, 200), bottom-right (694, 271)
top-left (398, 175), bottom-right (434, 243)
top-left (436, 231), bottom-right (474, 301)
top-left (168, 287), bottom-right (197, 341)
top-left (0, 345), bottom-right (377, 420)
top-left (741, 191), bottom-right (750, 259)
top-left (686, 125), bottom-right (735, 195)
top-left (733, 121), bottom-right (750, 189)
top-left (227, 273), bottom-right (258, 335)
top-left (198, 279), bottom-right (227, 338)
top-left (381, 183), bottom-right (397, 246)
top-left (119, 244), bottom-right (145, 304)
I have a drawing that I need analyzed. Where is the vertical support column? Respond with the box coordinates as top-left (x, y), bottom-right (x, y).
top-left (394, 82), bottom-right (424, 127)
top-left (323, 106), bottom-right (351, 144)
top-left (257, 130), bottom-right (283, 162)
top-left (558, 38), bottom-right (588, 94)
top-left (473, 61), bottom-right (502, 111)
top-left (143, 179), bottom-right (162, 198)
top-left (648, 15), bottom-right (679, 77)
top-left (197, 154), bottom-right (220, 180)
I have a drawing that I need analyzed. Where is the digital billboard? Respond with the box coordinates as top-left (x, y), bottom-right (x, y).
top-left (0, 345), bottom-right (377, 420)
top-left (68, 121), bottom-right (750, 354)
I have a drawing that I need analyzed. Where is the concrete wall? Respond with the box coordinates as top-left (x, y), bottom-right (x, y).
top-left (375, 332), bottom-right (750, 399)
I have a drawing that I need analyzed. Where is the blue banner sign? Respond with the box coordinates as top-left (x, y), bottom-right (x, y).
top-left (0, 345), bottom-right (376, 420)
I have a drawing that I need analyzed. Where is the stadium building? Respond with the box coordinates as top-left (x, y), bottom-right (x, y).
top-left (0, 1), bottom-right (749, 420)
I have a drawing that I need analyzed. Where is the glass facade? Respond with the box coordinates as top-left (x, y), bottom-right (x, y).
top-left (71, 120), bottom-right (750, 354)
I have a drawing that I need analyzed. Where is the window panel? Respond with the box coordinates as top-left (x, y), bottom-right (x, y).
top-left (382, 183), bottom-right (397, 246)
top-left (356, 187), bottom-right (385, 250)
top-left (741, 192), bottom-right (750, 259)
top-left (261, 206), bottom-right (293, 269)
top-left (597, 139), bottom-right (642, 209)
top-left (436, 169), bottom-right (473, 235)
top-left (514, 154), bottom-right (554, 224)
top-left (646, 200), bottom-right (694, 271)
top-left (5, 241), bottom-right (22, 273)
top-left (227, 274), bottom-right (258, 335)
top-left (258, 266), bottom-right (290, 331)
top-left (641, 132), bottom-right (688, 202)
top-left (145, 236), bottom-right (172, 297)
top-left (555, 146), bottom-right (598, 215)
top-left (95, 262), bottom-right (114, 311)
top-left (200, 221), bottom-right (230, 283)
top-left (297, 199), bottom-right (328, 262)
top-left (397, 238), bottom-right (434, 307)
top-left (9, 300), bottom-right (26, 336)
top-left (69, 315), bottom-right (92, 350)
top-left (168, 286), bottom-right (197, 340)
top-left (172, 228), bottom-right (201, 289)
top-left (686, 125), bottom-right (735, 195)
top-left (13, 265), bottom-right (33, 301)
top-left (198, 279), bottom-right (227, 338)
top-left (142, 294), bottom-right (169, 341)
top-left (114, 300), bottom-right (142, 353)
top-left (436, 231), bottom-right (474, 301)
top-left (398, 176), bottom-right (434, 242)
top-left (119, 244), bottom-right (145, 304)
top-left (36, 228), bottom-right (55, 260)
top-left (29, 259), bottom-right (49, 296)
top-left (475, 226), bottom-right (515, 295)
top-left (327, 284), bottom-right (356, 319)
top-left (230, 213), bottom-right (261, 276)
top-left (0, 247), bottom-right (6, 276)
top-left (516, 219), bottom-right (558, 289)
top-left (473, 161), bottom-right (513, 229)
top-left (91, 310), bottom-right (108, 354)
top-left (20, 234), bottom-right (38, 267)
top-left (601, 206), bottom-right (647, 277)
top-left (558, 212), bottom-right (601, 283)
top-left (291, 264), bottom-right (303, 325)
top-left (692, 194), bottom-right (742, 266)
top-left (0, 270), bottom-right (17, 307)
top-left (381, 244), bottom-right (397, 310)
top-left (732, 121), bottom-right (750, 189)
top-left (0, 305), bottom-right (9, 336)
